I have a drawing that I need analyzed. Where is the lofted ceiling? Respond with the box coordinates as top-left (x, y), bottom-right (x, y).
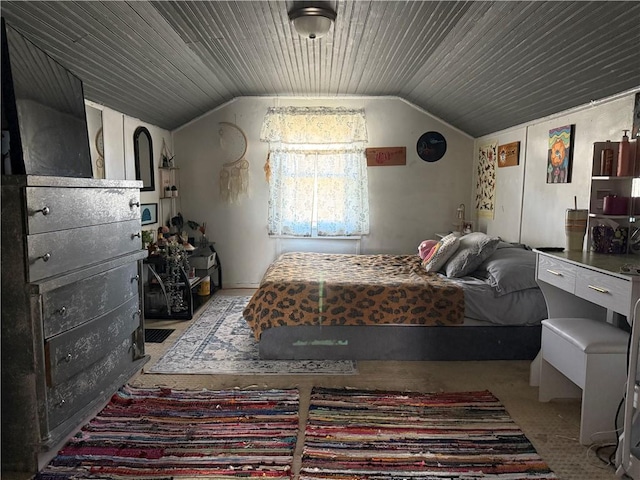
top-left (1, 1), bottom-right (639, 137)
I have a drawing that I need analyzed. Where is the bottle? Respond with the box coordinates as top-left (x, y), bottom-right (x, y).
top-left (600, 141), bottom-right (614, 176)
top-left (617, 129), bottom-right (631, 177)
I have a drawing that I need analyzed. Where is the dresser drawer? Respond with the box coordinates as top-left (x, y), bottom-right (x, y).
top-left (42, 261), bottom-right (140, 338)
top-left (27, 219), bottom-right (142, 282)
top-left (537, 255), bottom-right (577, 293)
top-left (45, 296), bottom-right (140, 387)
top-left (575, 269), bottom-right (631, 315)
top-left (46, 336), bottom-right (136, 432)
top-left (25, 187), bottom-right (140, 234)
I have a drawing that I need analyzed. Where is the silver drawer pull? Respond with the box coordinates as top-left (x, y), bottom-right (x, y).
top-left (57, 306), bottom-right (67, 316)
top-left (130, 200), bottom-right (140, 208)
top-left (131, 232), bottom-right (141, 239)
top-left (588, 285), bottom-right (610, 294)
top-left (65, 353), bottom-right (72, 363)
top-left (546, 269), bottom-right (562, 276)
top-left (57, 398), bottom-right (66, 407)
top-left (39, 252), bottom-right (52, 262)
top-left (134, 309), bottom-right (142, 318)
top-left (131, 274), bottom-right (140, 283)
top-left (33, 206), bottom-right (50, 216)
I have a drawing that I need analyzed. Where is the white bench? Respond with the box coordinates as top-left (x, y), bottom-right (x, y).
top-left (539, 317), bottom-right (629, 445)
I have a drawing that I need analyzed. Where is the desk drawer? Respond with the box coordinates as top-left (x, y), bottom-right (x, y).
top-left (25, 187), bottom-right (140, 234)
top-left (575, 269), bottom-right (631, 314)
top-left (538, 255), bottom-right (576, 292)
top-left (27, 219), bottom-right (142, 282)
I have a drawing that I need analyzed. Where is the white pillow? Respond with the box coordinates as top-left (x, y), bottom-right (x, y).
top-left (423, 234), bottom-right (460, 272)
top-left (444, 232), bottom-right (500, 278)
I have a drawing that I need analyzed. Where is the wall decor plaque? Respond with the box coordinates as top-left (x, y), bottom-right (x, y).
top-left (366, 147), bottom-right (406, 166)
top-left (498, 141), bottom-right (520, 167)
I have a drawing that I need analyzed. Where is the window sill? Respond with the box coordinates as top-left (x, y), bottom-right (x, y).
top-left (270, 235), bottom-right (363, 240)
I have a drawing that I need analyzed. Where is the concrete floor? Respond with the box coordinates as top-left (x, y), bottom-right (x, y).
top-left (131, 289), bottom-right (622, 480)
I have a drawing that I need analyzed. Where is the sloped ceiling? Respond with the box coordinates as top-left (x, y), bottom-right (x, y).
top-left (1, 1), bottom-right (639, 137)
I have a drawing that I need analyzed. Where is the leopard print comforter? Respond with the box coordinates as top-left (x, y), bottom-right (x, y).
top-left (243, 252), bottom-right (464, 339)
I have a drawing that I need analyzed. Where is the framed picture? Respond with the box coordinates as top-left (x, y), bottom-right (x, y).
top-left (547, 125), bottom-right (575, 183)
top-left (141, 203), bottom-right (158, 225)
top-left (497, 141), bottom-right (519, 167)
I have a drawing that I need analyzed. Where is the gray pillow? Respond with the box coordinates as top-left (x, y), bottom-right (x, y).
top-left (474, 246), bottom-right (538, 296)
top-left (444, 232), bottom-right (500, 278)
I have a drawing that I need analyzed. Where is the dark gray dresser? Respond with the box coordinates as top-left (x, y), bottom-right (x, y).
top-left (1, 175), bottom-right (149, 472)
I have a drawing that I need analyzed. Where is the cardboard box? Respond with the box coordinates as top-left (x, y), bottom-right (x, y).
top-left (190, 251), bottom-right (216, 270)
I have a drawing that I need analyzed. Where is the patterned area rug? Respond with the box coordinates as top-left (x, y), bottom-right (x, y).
top-left (302, 388), bottom-right (558, 479)
top-left (36, 385), bottom-right (299, 479)
top-left (149, 295), bottom-right (357, 375)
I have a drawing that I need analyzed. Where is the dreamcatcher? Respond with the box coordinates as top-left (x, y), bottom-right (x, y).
top-left (219, 122), bottom-right (249, 203)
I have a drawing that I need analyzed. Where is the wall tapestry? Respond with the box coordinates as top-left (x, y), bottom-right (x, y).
top-left (547, 125), bottom-right (575, 183)
top-left (475, 141), bottom-right (496, 219)
top-left (498, 141), bottom-right (519, 167)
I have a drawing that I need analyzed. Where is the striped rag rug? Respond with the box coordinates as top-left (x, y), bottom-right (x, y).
top-left (36, 385), bottom-right (299, 479)
top-left (302, 388), bottom-right (557, 480)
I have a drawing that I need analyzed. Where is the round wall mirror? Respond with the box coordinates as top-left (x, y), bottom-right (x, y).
top-left (134, 126), bottom-right (154, 191)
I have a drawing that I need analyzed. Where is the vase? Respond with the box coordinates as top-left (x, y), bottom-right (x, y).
top-left (199, 234), bottom-right (208, 247)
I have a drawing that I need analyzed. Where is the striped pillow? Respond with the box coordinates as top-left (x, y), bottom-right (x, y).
top-left (422, 234), bottom-right (460, 272)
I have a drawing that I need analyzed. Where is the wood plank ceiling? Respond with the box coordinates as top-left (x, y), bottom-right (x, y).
top-left (1, 1), bottom-right (639, 137)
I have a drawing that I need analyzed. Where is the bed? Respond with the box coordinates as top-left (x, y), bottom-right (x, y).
top-left (243, 236), bottom-right (547, 361)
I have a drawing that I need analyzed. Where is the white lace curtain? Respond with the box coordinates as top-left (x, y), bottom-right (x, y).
top-left (260, 107), bottom-right (368, 145)
top-left (260, 107), bottom-right (369, 237)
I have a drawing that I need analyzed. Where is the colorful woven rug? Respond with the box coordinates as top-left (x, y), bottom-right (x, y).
top-left (149, 295), bottom-right (357, 375)
top-left (37, 385), bottom-right (299, 479)
top-left (301, 388), bottom-right (557, 479)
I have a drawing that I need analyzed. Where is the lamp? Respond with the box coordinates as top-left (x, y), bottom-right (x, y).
top-left (456, 203), bottom-right (466, 233)
top-left (289, 6), bottom-right (336, 39)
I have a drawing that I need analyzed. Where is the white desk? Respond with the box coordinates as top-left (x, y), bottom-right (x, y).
top-left (532, 250), bottom-right (640, 448)
top-left (534, 250), bottom-right (640, 323)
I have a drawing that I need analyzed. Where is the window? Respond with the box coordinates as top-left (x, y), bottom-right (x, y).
top-left (260, 107), bottom-right (369, 237)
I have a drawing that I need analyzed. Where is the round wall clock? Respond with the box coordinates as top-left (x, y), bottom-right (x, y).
top-left (417, 131), bottom-right (447, 162)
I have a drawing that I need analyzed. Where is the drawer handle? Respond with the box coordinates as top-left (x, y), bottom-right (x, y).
top-left (130, 200), bottom-right (140, 208)
top-left (588, 285), bottom-right (610, 294)
top-left (546, 269), bottom-right (562, 276)
top-left (57, 306), bottom-right (67, 316)
top-left (131, 232), bottom-right (141, 239)
top-left (134, 309), bottom-right (142, 318)
top-left (65, 353), bottom-right (72, 363)
top-left (39, 252), bottom-right (52, 262)
top-left (33, 206), bottom-right (50, 216)
top-left (56, 398), bottom-right (66, 408)
top-left (131, 274), bottom-right (140, 283)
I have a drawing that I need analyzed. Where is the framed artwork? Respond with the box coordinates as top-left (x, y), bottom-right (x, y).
top-left (141, 203), bottom-right (158, 225)
top-left (475, 141), bottom-right (497, 219)
top-left (416, 131), bottom-right (447, 162)
top-left (547, 125), bottom-right (575, 183)
top-left (497, 141), bottom-right (520, 167)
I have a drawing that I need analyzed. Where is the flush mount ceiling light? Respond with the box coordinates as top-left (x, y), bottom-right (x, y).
top-left (288, 6), bottom-right (336, 39)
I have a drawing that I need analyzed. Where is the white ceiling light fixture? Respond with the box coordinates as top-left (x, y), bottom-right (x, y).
top-left (288, 6), bottom-right (336, 40)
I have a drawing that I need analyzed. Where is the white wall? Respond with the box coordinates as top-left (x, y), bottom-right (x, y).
top-left (173, 96), bottom-right (475, 288)
top-left (476, 91), bottom-right (639, 248)
top-left (85, 100), bottom-right (173, 231)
